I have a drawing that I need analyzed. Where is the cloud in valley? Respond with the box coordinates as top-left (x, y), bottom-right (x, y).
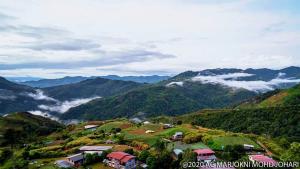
top-left (27, 89), bottom-right (58, 102)
top-left (38, 96), bottom-right (101, 113)
top-left (191, 73), bottom-right (300, 92)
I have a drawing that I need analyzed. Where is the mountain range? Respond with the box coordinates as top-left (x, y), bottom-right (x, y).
top-left (170, 84), bottom-right (300, 142)
top-left (0, 77), bottom-right (142, 115)
top-left (16, 75), bottom-right (170, 88)
top-left (61, 66), bottom-right (300, 120)
top-left (1, 66), bottom-right (300, 120)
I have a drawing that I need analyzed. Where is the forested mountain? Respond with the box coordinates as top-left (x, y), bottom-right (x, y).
top-left (238, 84), bottom-right (300, 108)
top-left (169, 84), bottom-right (300, 142)
top-left (20, 76), bottom-right (92, 88)
top-left (0, 76), bottom-right (143, 115)
top-left (0, 112), bottom-right (64, 145)
top-left (44, 77), bottom-right (143, 101)
top-left (163, 66), bottom-right (300, 92)
top-left (19, 75), bottom-right (170, 88)
top-left (61, 67), bottom-right (300, 121)
top-left (62, 81), bottom-right (256, 120)
top-left (0, 77), bottom-right (55, 115)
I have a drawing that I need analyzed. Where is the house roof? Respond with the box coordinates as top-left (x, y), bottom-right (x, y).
top-left (174, 132), bottom-right (183, 136)
top-left (249, 155), bottom-right (277, 164)
top-left (107, 152), bottom-right (135, 163)
top-left (145, 130), bottom-right (155, 133)
top-left (67, 153), bottom-right (84, 162)
top-left (120, 155), bottom-right (135, 163)
top-left (55, 160), bottom-right (73, 168)
top-left (194, 148), bottom-right (215, 155)
top-left (84, 125), bottom-right (98, 129)
top-left (130, 118), bottom-right (142, 123)
top-left (79, 146), bottom-right (112, 151)
top-left (173, 149), bottom-right (183, 155)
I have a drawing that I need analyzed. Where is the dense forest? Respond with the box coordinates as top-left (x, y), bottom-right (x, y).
top-left (62, 82), bottom-right (255, 120)
top-left (191, 106), bottom-right (300, 142)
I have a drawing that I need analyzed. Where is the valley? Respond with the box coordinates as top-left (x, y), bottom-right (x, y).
top-left (0, 67), bottom-right (300, 169)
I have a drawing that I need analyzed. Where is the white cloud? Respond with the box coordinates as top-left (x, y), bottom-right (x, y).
top-left (191, 73), bottom-right (300, 92)
top-left (0, 0), bottom-right (299, 77)
top-left (166, 81), bottom-right (184, 87)
top-left (27, 89), bottom-right (58, 102)
top-left (38, 96), bottom-right (101, 113)
top-left (28, 110), bottom-right (59, 121)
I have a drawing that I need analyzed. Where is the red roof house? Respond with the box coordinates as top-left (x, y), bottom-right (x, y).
top-left (194, 148), bottom-right (217, 163)
top-left (106, 152), bottom-right (136, 169)
top-left (249, 155), bottom-right (277, 165)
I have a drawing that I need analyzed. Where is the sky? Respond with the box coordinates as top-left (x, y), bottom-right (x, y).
top-left (0, 0), bottom-right (300, 78)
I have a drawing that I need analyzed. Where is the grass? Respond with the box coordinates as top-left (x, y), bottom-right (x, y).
top-left (88, 163), bottom-right (112, 169)
top-left (167, 141), bottom-right (208, 151)
top-left (98, 121), bottom-right (131, 132)
top-left (123, 131), bottom-right (159, 146)
top-left (209, 136), bottom-right (261, 150)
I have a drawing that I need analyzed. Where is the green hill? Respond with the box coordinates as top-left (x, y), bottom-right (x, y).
top-left (62, 81), bottom-right (256, 120)
top-left (0, 77), bottom-right (55, 115)
top-left (238, 84), bottom-right (300, 108)
top-left (44, 77), bottom-right (143, 101)
top-left (0, 112), bottom-right (64, 145)
top-left (165, 85), bottom-right (300, 141)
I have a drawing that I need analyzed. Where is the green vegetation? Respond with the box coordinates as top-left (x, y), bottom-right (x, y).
top-left (44, 77), bottom-right (142, 101)
top-left (190, 106), bottom-right (299, 142)
top-left (63, 81), bottom-right (256, 120)
top-left (208, 136), bottom-right (260, 150)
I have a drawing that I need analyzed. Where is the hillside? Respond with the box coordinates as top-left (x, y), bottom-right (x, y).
top-left (239, 84), bottom-right (300, 108)
top-left (163, 66), bottom-right (300, 92)
top-left (19, 75), bottom-right (170, 88)
top-left (159, 85), bottom-right (300, 142)
top-left (62, 81), bottom-right (256, 120)
top-left (61, 66), bottom-right (300, 120)
top-left (0, 77), bottom-right (55, 115)
top-left (44, 77), bottom-right (143, 101)
top-left (20, 76), bottom-right (92, 88)
top-left (177, 107), bottom-right (299, 141)
top-left (0, 112), bottom-right (64, 145)
top-left (0, 76), bottom-right (143, 116)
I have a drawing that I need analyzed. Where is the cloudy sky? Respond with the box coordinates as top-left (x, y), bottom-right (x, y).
top-left (0, 0), bottom-right (300, 78)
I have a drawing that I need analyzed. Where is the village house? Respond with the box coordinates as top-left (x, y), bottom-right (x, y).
top-left (66, 153), bottom-right (84, 167)
top-left (173, 149), bottom-right (183, 159)
top-left (249, 155), bottom-right (277, 165)
top-left (172, 132), bottom-right (184, 140)
top-left (54, 160), bottom-right (73, 168)
top-left (84, 124), bottom-right (99, 131)
top-left (243, 144), bottom-right (254, 151)
top-left (163, 123), bottom-right (173, 129)
top-left (145, 130), bottom-right (155, 134)
top-left (143, 121), bottom-right (150, 125)
top-left (194, 148), bottom-right (217, 163)
top-left (130, 117), bottom-right (142, 124)
top-left (79, 145), bottom-right (112, 155)
top-left (105, 151), bottom-right (136, 169)
top-left (106, 139), bottom-right (115, 144)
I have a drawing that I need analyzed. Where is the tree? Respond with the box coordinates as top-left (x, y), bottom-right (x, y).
top-left (84, 153), bottom-right (101, 165)
top-left (138, 150), bottom-right (150, 162)
top-left (124, 148), bottom-right (134, 155)
top-left (180, 149), bottom-right (197, 169)
top-left (146, 156), bottom-right (157, 169)
top-left (177, 120), bottom-right (183, 125)
top-left (281, 142), bottom-right (300, 162)
top-left (3, 128), bottom-right (25, 149)
top-left (115, 134), bottom-right (126, 144)
top-left (156, 151), bottom-right (174, 169)
top-left (153, 139), bottom-right (166, 152)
